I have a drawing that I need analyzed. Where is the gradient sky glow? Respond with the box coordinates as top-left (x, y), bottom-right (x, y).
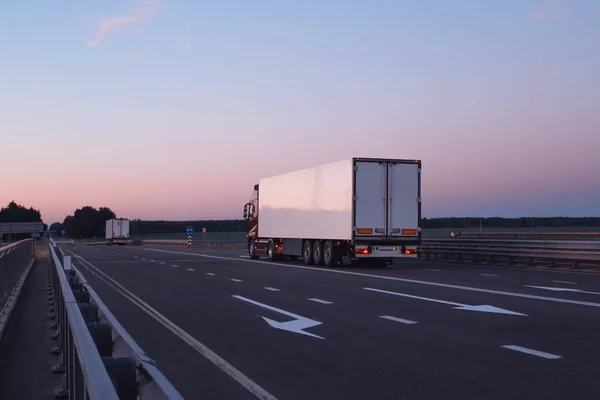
top-left (1, 0), bottom-right (599, 224)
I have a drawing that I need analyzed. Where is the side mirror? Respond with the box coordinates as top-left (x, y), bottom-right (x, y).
top-left (243, 203), bottom-right (250, 220)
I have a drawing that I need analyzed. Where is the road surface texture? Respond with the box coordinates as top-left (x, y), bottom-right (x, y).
top-left (61, 243), bottom-right (600, 400)
top-left (0, 244), bottom-right (58, 400)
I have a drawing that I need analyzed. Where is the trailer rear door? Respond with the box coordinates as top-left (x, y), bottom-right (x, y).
top-left (354, 159), bottom-right (420, 239)
top-left (354, 161), bottom-right (387, 238)
top-left (387, 162), bottom-right (420, 237)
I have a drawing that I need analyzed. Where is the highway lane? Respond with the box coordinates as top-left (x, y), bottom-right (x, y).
top-left (139, 244), bottom-right (600, 303)
top-left (65, 244), bottom-right (600, 399)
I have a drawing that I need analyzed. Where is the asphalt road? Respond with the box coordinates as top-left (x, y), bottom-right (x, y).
top-left (62, 243), bottom-right (600, 400)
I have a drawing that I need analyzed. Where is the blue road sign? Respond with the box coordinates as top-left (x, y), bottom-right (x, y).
top-left (186, 226), bottom-right (194, 235)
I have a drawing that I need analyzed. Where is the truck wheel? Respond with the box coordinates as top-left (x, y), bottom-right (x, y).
top-left (323, 240), bottom-right (336, 267)
top-left (267, 240), bottom-right (278, 261)
top-left (248, 240), bottom-right (259, 259)
top-left (313, 240), bottom-right (324, 265)
top-left (303, 240), bottom-right (314, 265)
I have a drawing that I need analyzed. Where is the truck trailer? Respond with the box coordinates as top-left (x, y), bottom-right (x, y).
top-left (242, 157), bottom-right (421, 266)
top-left (105, 218), bottom-right (130, 245)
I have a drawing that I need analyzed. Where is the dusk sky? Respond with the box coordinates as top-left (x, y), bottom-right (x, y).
top-left (1, 0), bottom-right (599, 224)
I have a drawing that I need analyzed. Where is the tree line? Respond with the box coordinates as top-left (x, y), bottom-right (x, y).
top-left (0, 201), bottom-right (47, 240)
top-left (0, 201), bottom-right (43, 224)
top-left (134, 219), bottom-right (247, 235)
top-left (51, 206), bottom-right (116, 238)
top-left (47, 207), bottom-right (600, 238)
top-left (107, 216), bottom-right (600, 235)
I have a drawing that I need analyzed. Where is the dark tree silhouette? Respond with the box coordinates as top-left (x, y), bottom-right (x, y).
top-left (0, 201), bottom-right (42, 223)
top-left (61, 206), bottom-right (117, 238)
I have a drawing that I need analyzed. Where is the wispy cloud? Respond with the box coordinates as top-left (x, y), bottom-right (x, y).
top-left (179, 38), bottom-right (198, 50)
top-left (533, 0), bottom-right (570, 21)
top-left (87, 0), bottom-right (161, 47)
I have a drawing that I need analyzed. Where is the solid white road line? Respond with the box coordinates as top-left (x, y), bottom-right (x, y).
top-left (142, 248), bottom-right (600, 309)
top-left (231, 278), bottom-right (243, 282)
top-left (264, 287), bottom-right (281, 291)
top-left (553, 280), bottom-right (577, 285)
top-left (308, 298), bottom-right (333, 305)
top-left (380, 315), bottom-right (418, 325)
top-left (481, 274), bottom-right (498, 277)
top-left (66, 251), bottom-right (277, 400)
top-left (502, 345), bottom-right (562, 360)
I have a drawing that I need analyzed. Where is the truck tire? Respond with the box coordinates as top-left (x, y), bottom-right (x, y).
top-left (248, 239), bottom-right (259, 259)
top-left (303, 240), bottom-right (314, 265)
top-left (267, 240), bottom-right (279, 261)
top-left (313, 240), bottom-right (324, 265)
top-left (323, 240), bottom-right (336, 267)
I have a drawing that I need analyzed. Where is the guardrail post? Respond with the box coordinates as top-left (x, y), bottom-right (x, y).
top-left (525, 257), bottom-right (535, 266)
top-left (102, 357), bottom-right (138, 400)
top-left (63, 256), bottom-right (71, 271)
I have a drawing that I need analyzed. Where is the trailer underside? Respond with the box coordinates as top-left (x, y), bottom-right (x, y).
top-left (249, 237), bottom-right (419, 267)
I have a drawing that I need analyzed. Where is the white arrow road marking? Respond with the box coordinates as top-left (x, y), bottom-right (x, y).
top-left (233, 295), bottom-right (324, 339)
top-left (363, 287), bottom-right (527, 316)
top-left (525, 285), bottom-right (600, 295)
top-left (502, 345), bottom-right (561, 360)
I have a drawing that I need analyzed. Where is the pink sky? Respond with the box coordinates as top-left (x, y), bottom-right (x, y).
top-left (2, 0), bottom-right (599, 223)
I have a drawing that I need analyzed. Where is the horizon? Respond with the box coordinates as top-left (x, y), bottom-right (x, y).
top-left (2, 1), bottom-right (599, 222)
top-left (38, 214), bottom-right (600, 227)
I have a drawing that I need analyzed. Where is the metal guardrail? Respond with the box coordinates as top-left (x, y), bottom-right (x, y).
top-left (420, 238), bottom-right (600, 268)
top-left (0, 238), bottom-right (35, 342)
top-left (48, 238), bottom-right (183, 399)
top-left (439, 231), bottom-right (600, 239)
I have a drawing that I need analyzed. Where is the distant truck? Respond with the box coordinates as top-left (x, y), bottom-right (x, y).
top-left (242, 158), bottom-right (422, 266)
top-left (105, 218), bottom-right (130, 245)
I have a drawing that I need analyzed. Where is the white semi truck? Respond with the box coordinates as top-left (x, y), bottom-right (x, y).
top-left (243, 157), bottom-right (422, 266)
top-left (105, 218), bottom-right (130, 245)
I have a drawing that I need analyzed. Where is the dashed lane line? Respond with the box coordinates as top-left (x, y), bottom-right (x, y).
top-left (308, 298), bottom-right (333, 305)
top-left (502, 345), bottom-right (562, 360)
top-left (380, 315), bottom-right (418, 325)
